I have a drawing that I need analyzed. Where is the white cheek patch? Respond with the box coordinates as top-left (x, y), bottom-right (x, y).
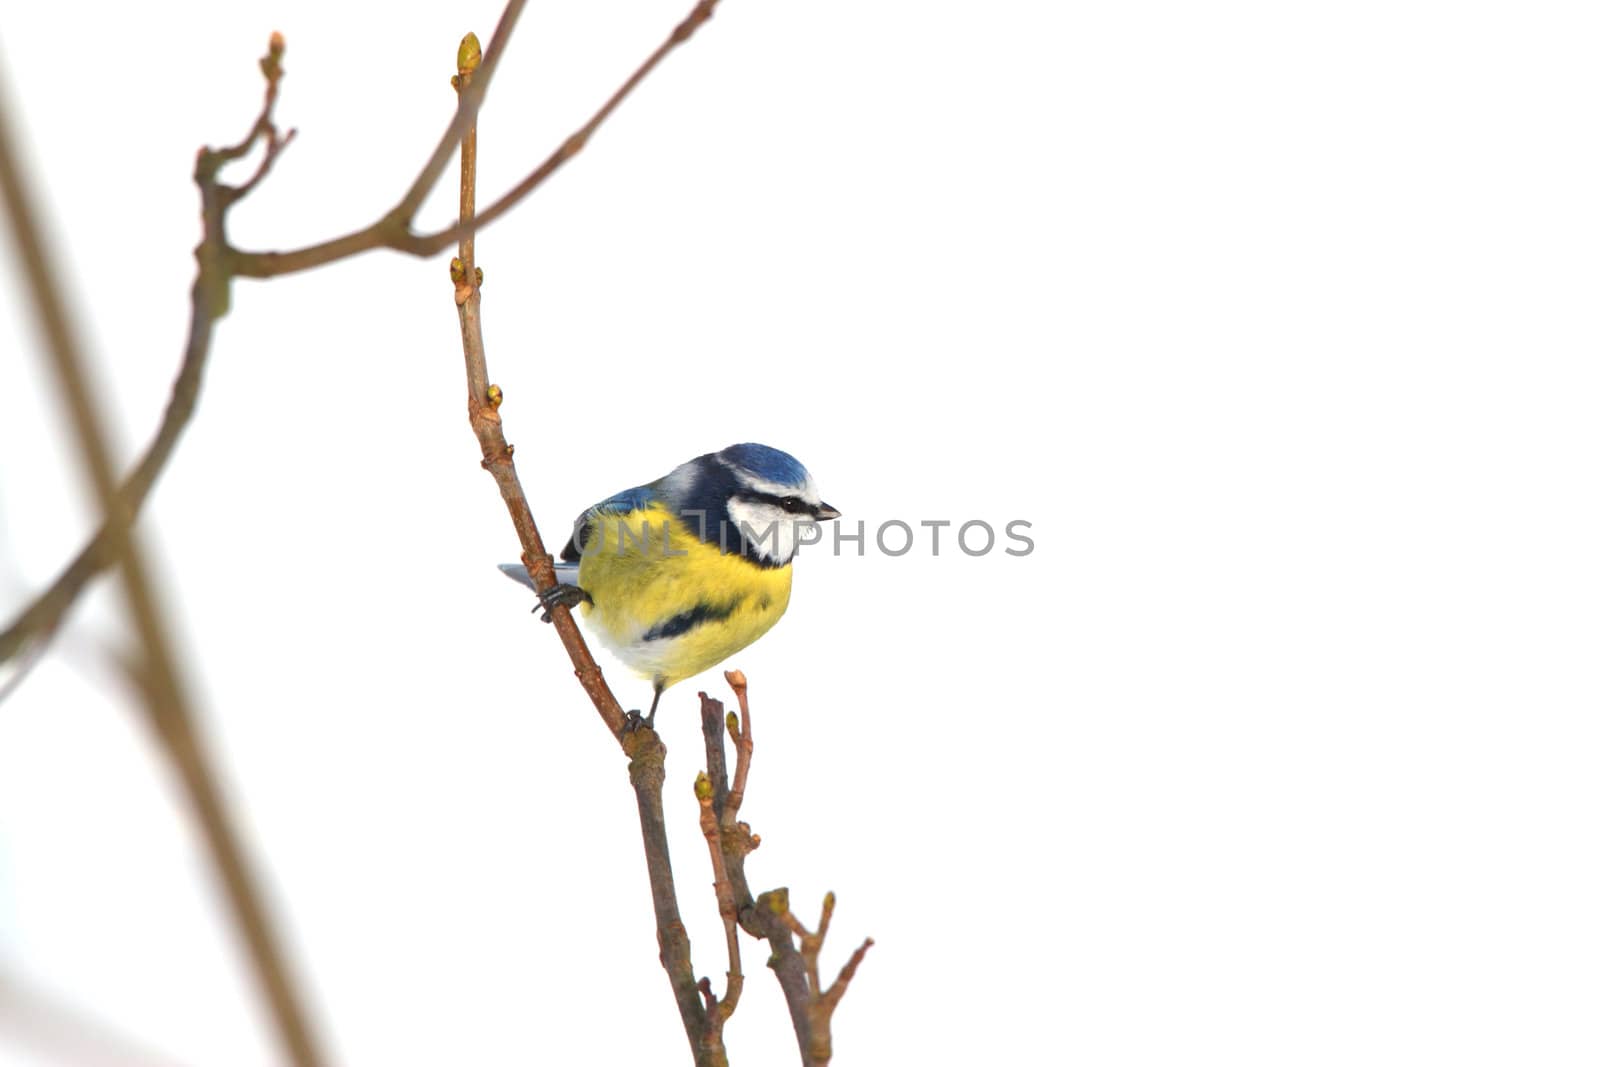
top-left (725, 499), bottom-right (802, 564)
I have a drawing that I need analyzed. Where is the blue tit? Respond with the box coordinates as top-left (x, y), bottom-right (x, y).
top-left (501, 442), bottom-right (839, 724)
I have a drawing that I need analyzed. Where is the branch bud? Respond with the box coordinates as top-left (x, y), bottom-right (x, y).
top-left (761, 887), bottom-right (790, 916)
top-left (458, 32), bottom-right (482, 76)
top-left (260, 33), bottom-right (285, 82)
top-left (694, 771), bottom-right (714, 801)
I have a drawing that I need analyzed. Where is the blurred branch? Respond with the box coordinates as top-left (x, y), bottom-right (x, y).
top-left (0, 29), bottom-right (298, 668)
top-left (0, 970), bottom-right (197, 1067)
top-left (0, 51), bottom-right (327, 1067)
top-left (0, 0), bottom-right (721, 672)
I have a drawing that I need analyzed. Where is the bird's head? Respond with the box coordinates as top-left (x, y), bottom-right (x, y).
top-left (660, 443), bottom-right (840, 566)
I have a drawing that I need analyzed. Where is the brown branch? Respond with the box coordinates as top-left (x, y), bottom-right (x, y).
top-left (699, 676), bottom-right (825, 1066)
top-left (0, 56), bottom-right (327, 1067)
top-left (2, 0), bottom-right (722, 673)
top-left (0, 37), bottom-right (288, 669)
top-left (695, 769), bottom-right (744, 1064)
top-left (722, 669), bottom-right (754, 828)
top-left (448, 36), bottom-right (726, 1065)
top-left (629, 734), bottom-right (713, 1062)
top-left (218, 34), bottom-right (298, 206)
top-left (767, 890), bottom-right (875, 1067)
top-left (449, 34), bottom-right (626, 743)
top-left (219, 0), bottom-right (533, 279)
top-left (229, 0), bottom-right (721, 279)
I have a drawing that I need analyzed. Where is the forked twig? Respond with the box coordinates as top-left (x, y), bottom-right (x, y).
top-left (699, 674), bottom-right (872, 1067)
top-left (765, 890), bottom-right (875, 1067)
top-left (228, 0), bottom-right (723, 277)
top-left (1, 0), bottom-right (724, 674)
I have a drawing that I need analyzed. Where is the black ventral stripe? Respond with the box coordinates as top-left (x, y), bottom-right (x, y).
top-left (642, 599), bottom-right (743, 642)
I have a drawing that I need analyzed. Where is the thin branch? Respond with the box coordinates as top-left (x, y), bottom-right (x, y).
top-left (447, 36), bottom-right (719, 1065)
top-left (2, 0), bottom-right (723, 673)
top-left (229, 0), bottom-right (721, 278)
top-left (699, 677), bottom-right (817, 1065)
top-left (0, 34), bottom-right (285, 668)
top-left (769, 890), bottom-right (875, 1067)
top-left (695, 768), bottom-right (745, 1063)
top-left (411, 0), bottom-right (722, 254)
top-left (396, 0), bottom-right (527, 224)
top-left (0, 57), bottom-right (327, 1067)
top-left (722, 668), bottom-right (754, 829)
top-left (218, 34), bottom-right (298, 205)
top-left (629, 733), bottom-right (712, 1062)
top-left (448, 34), bottom-right (627, 743)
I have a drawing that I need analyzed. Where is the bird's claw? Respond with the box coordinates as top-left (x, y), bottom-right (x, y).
top-left (622, 709), bottom-right (656, 734)
top-left (534, 583), bottom-right (592, 623)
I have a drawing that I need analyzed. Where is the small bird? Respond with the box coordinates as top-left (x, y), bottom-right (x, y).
top-left (501, 443), bottom-right (839, 726)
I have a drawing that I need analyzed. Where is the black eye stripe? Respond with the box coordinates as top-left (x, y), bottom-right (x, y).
top-left (740, 491), bottom-right (813, 514)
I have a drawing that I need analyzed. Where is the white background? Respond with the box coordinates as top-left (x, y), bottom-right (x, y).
top-left (2, 1), bottom-right (1598, 1064)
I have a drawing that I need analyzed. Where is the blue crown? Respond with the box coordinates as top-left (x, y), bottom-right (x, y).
top-left (718, 443), bottom-right (810, 488)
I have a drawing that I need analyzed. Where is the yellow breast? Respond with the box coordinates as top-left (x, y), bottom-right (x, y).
top-left (575, 503), bottom-right (794, 689)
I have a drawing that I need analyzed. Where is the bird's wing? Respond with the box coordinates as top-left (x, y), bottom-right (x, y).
top-left (498, 484), bottom-right (658, 593)
top-left (560, 484), bottom-right (660, 562)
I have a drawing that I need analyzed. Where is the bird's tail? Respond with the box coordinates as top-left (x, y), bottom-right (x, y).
top-left (497, 562), bottom-right (581, 591)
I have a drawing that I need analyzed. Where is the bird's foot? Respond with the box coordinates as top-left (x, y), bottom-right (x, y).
top-left (623, 688), bottom-right (663, 733)
top-left (535, 583), bottom-right (592, 623)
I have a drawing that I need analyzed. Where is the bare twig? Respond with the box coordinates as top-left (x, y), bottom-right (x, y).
top-left (628, 734), bottom-right (713, 1062)
top-left (1, 0), bottom-right (723, 673)
top-left (0, 36), bottom-right (290, 668)
top-left (0, 55), bottom-right (327, 1067)
top-left (766, 890), bottom-right (874, 1067)
top-left (448, 35), bottom-right (722, 1065)
top-left (722, 669), bottom-right (755, 828)
top-left (449, 32), bottom-right (627, 742)
top-left (229, 0), bottom-right (722, 278)
top-left (217, 34), bottom-right (298, 205)
top-left (695, 768), bottom-right (745, 1063)
top-left (699, 676), bottom-right (829, 1066)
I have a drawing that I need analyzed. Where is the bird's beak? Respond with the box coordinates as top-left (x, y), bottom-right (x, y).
top-left (814, 502), bottom-right (841, 521)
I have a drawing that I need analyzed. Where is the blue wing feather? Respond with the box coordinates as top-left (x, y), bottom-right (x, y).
top-left (562, 484), bottom-right (660, 561)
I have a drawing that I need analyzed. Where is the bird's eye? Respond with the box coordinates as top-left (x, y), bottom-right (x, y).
top-left (780, 496), bottom-right (806, 512)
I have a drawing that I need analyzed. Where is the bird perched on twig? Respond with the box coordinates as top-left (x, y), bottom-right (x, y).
top-left (501, 443), bottom-right (839, 726)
